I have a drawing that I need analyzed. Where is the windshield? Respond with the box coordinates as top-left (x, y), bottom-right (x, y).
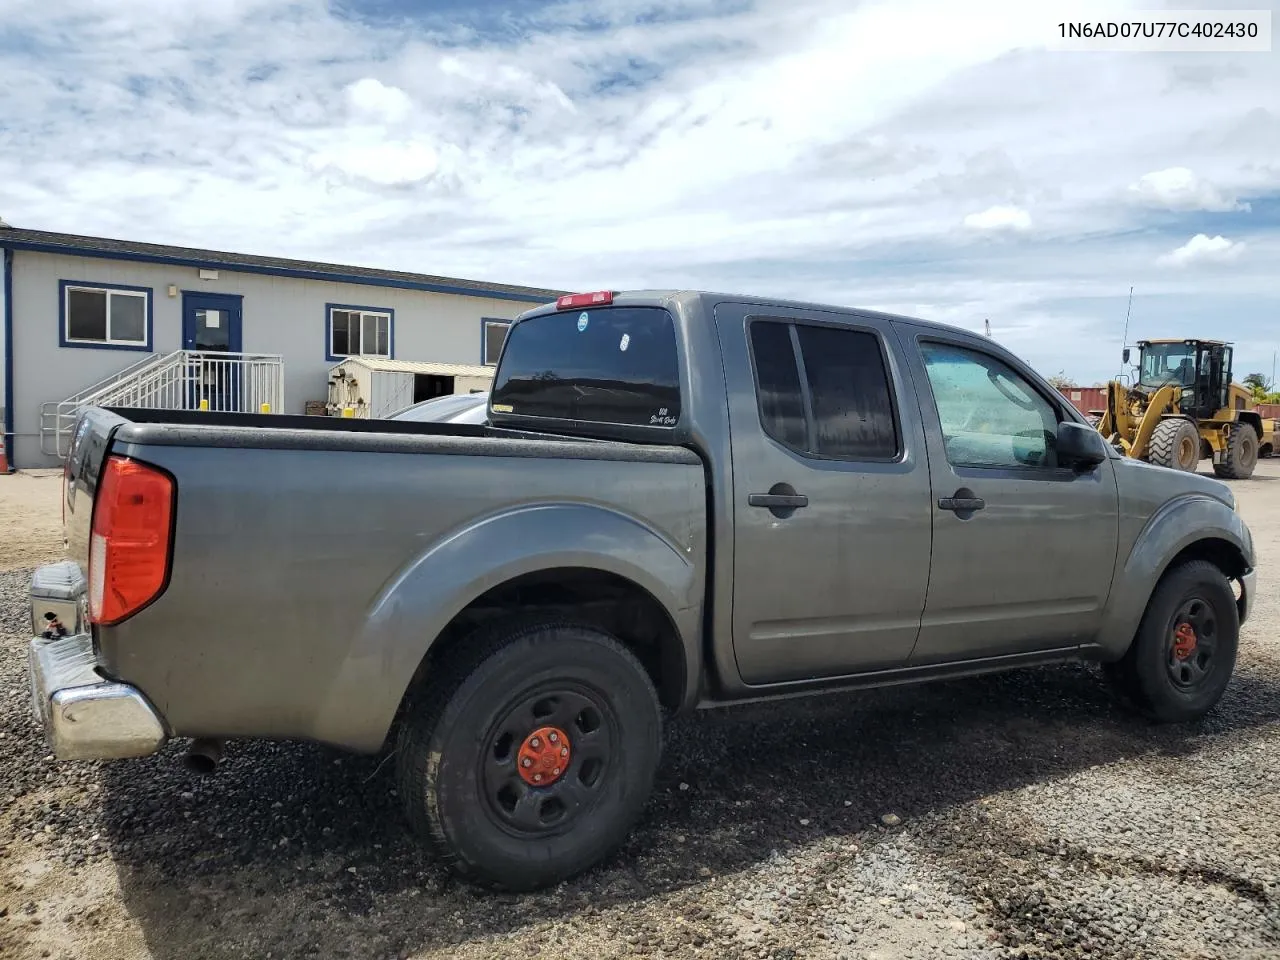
top-left (1139, 343), bottom-right (1197, 388)
top-left (490, 307), bottom-right (681, 427)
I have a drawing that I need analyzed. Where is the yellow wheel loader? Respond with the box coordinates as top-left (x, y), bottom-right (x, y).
top-left (1096, 338), bottom-right (1264, 480)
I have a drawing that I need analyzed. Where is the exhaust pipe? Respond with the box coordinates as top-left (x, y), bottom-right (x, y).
top-left (184, 738), bottom-right (225, 775)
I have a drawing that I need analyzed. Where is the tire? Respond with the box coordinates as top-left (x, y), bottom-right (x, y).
top-left (395, 619), bottom-right (663, 891)
top-left (1260, 444), bottom-right (1273, 459)
top-left (1213, 423), bottom-right (1259, 480)
top-left (1147, 418), bottom-right (1201, 472)
top-left (1102, 559), bottom-right (1239, 722)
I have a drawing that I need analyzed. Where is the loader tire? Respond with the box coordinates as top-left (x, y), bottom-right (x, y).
top-left (1147, 418), bottom-right (1200, 472)
top-left (1213, 423), bottom-right (1258, 480)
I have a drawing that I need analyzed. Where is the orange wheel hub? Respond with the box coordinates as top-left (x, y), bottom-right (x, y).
top-left (516, 726), bottom-right (572, 786)
top-left (1172, 622), bottom-right (1197, 661)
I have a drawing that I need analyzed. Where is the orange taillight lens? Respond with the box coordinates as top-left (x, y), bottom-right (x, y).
top-left (88, 456), bottom-right (174, 626)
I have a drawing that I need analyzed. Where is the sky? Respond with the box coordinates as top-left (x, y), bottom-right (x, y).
top-left (0, 0), bottom-right (1277, 386)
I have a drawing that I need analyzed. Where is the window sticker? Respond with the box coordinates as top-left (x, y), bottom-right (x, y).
top-left (577, 312), bottom-right (589, 332)
top-left (619, 333), bottom-right (630, 352)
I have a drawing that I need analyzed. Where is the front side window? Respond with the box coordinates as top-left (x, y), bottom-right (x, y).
top-left (329, 306), bottom-right (391, 359)
top-left (63, 283), bottom-right (149, 347)
top-left (490, 307), bottom-right (680, 426)
top-left (748, 319), bottom-right (899, 460)
top-left (920, 341), bottom-right (1060, 469)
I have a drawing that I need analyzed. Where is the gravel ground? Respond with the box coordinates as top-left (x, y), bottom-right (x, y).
top-left (2, 462), bottom-right (1279, 960)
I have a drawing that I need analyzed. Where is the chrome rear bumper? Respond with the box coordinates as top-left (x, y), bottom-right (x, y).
top-left (27, 562), bottom-right (167, 761)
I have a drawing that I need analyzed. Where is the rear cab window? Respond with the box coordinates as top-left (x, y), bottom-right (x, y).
top-left (490, 306), bottom-right (681, 429)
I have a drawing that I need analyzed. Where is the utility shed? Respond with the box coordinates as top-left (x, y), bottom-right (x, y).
top-left (327, 357), bottom-right (495, 418)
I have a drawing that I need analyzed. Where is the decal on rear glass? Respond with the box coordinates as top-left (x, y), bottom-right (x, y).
top-left (649, 407), bottom-right (677, 427)
top-left (577, 312), bottom-right (589, 332)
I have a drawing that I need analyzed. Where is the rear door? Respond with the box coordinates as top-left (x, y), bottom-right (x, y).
top-left (714, 302), bottom-right (933, 684)
top-left (893, 322), bottom-right (1120, 663)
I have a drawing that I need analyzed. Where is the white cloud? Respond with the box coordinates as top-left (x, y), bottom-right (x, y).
top-left (1129, 167), bottom-right (1250, 212)
top-left (309, 140), bottom-right (440, 187)
top-left (0, 0), bottom-right (1278, 384)
top-left (962, 205), bottom-right (1032, 232)
top-left (345, 78), bottom-right (413, 124)
top-left (1157, 233), bottom-right (1246, 267)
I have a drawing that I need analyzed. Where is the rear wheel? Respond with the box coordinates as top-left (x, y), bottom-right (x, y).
top-left (1102, 560), bottom-right (1239, 722)
top-left (396, 619), bottom-right (663, 891)
top-left (1213, 423), bottom-right (1258, 480)
top-left (1147, 418), bottom-right (1200, 472)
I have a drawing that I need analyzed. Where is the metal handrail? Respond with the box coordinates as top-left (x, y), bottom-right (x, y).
top-left (40, 350), bottom-right (285, 459)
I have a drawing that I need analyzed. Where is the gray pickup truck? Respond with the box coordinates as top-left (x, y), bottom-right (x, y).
top-left (28, 289), bottom-right (1256, 891)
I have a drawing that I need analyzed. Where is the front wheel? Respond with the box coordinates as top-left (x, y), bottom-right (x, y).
top-left (396, 619), bottom-right (663, 891)
top-left (1102, 560), bottom-right (1239, 722)
top-left (1147, 418), bottom-right (1200, 472)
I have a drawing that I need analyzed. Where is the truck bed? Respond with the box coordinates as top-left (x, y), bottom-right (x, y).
top-left (65, 406), bottom-right (707, 752)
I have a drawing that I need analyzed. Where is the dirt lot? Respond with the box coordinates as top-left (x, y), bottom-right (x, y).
top-left (2, 463), bottom-right (1278, 960)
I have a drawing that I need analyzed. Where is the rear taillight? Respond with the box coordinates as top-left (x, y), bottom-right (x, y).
top-left (88, 456), bottom-right (175, 626)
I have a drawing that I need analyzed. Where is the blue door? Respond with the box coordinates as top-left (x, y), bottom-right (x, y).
top-left (182, 293), bottom-right (244, 411)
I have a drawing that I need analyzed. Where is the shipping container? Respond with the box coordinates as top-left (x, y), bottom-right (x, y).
top-left (1057, 386), bottom-right (1108, 419)
top-left (1255, 403), bottom-right (1280, 420)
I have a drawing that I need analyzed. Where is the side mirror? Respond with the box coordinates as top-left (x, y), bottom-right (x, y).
top-left (1057, 421), bottom-right (1108, 470)
top-left (1122, 347), bottom-right (1131, 365)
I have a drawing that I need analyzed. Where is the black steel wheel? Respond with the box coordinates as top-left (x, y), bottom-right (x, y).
top-left (478, 685), bottom-right (617, 839)
top-left (396, 619), bottom-right (662, 891)
top-left (1102, 559), bottom-right (1239, 722)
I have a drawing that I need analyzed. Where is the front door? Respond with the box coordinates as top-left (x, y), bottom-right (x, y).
top-left (715, 302), bottom-right (934, 685)
top-left (894, 322), bottom-right (1120, 664)
top-left (182, 292), bottom-right (244, 412)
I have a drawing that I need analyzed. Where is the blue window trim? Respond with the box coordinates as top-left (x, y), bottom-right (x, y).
top-left (480, 317), bottom-right (511, 366)
top-left (58, 279), bottom-right (154, 352)
top-left (325, 302), bottom-right (395, 362)
top-left (6, 238), bottom-right (556, 304)
top-left (3, 248), bottom-right (14, 472)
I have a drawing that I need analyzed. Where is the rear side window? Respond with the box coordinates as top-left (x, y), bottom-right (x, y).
top-left (748, 319), bottom-right (899, 460)
top-left (490, 307), bottom-right (680, 427)
top-left (748, 322), bottom-right (807, 450)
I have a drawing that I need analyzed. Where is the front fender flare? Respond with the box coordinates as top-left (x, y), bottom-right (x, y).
top-left (310, 502), bottom-right (703, 752)
top-left (1095, 494), bottom-right (1253, 659)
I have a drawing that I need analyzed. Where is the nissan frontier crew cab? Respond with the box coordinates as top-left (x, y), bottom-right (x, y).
top-left (28, 289), bottom-right (1256, 892)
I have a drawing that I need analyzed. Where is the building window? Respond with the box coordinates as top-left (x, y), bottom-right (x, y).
top-left (60, 281), bottom-right (151, 350)
top-left (327, 304), bottom-right (393, 360)
top-left (482, 318), bottom-right (510, 366)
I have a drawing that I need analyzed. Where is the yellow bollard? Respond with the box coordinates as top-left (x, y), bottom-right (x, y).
top-left (198, 398), bottom-right (209, 411)
top-left (341, 407), bottom-right (354, 418)
top-left (260, 402), bottom-right (271, 414)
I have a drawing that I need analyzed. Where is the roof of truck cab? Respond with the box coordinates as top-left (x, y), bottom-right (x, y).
top-left (516, 289), bottom-right (975, 336)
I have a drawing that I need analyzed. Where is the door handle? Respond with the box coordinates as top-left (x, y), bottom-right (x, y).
top-left (749, 482), bottom-right (808, 518)
top-left (937, 497), bottom-right (985, 511)
top-left (937, 487), bottom-right (985, 515)
top-left (748, 494), bottom-right (809, 509)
